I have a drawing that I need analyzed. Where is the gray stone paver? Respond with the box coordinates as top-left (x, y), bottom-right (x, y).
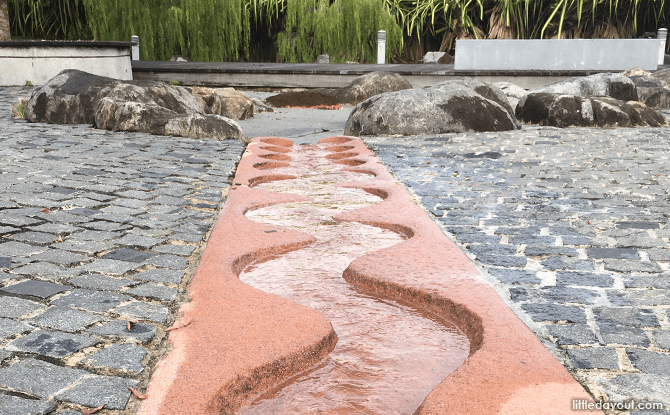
top-left (365, 122), bottom-right (670, 413)
top-left (0, 87), bottom-right (242, 412)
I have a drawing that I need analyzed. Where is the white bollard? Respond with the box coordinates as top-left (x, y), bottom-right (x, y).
top-left (131, 35), bottom-right (140, 61)
top-left (377, 30), bottom-right (386, 64)
top-left (658, 28), bottom-right (667, 66)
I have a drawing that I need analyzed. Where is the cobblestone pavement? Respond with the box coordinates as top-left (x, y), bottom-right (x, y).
top-left (0, 87), bottom-right (244, 414)
top-left (365, 124), bottom-right (670, 415)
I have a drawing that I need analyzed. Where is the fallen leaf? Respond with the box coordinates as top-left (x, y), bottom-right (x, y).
top-left (54, 235), bottom-right (63, 243)
top-left (40, 208), bottom-right (50, 213)
top-left (587, 220), bottom-right (592, 225)
top-left (81, 404), bottom-right (104, 414)
top-left (128, 386), bottom-right (148, 400)
top-left (166, 318), bottom-right (192, 331)
top-left (127, 320), bottom-right (138, 332)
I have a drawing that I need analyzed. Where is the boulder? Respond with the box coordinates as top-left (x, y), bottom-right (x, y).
top-left (421, 52), bottom-right (454, 64)
top-left (622, 68), bottom-right (652, 77)
top-left (626, 75), bottom-right (670, 108)
top-left (516, 93), bottom-right (667, 128)
top-left (191, 86), bottom-right (254, 120)
top-left (653, 68), bottom-right (670, 86)
top-left (23, 69), bottom-right (243, 141)
top-left (265, 90), bottom-right (342, 109)
top-left (344, 78), bottom-right (518, 136)
top-left (530, 73), bottom-right (638, 101)
top-left (316, 54), bottom-right (329, 64)
top-left (636, 87), bottom-right (670, 109)
top-left (492, 82), bottom-right (527, 110)
top-left (333, 71), bottom-right (413, 105)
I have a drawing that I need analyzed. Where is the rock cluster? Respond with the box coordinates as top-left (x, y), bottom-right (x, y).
top-left (334, 71), bottom-right (412, 105)
top-left (344, 78), bottom-right (518, 136)
top-left (516, 94), bottom-right (667, 128)
top-left (23, 69), bottom-right (244, 141)
top-left (516, 73), bottom-right (668, 127)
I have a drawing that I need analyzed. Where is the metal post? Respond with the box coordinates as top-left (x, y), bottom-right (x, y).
top-left (658, 29), bottom-right (667, 66)
top-left (377, 30), bottom-right (386, 65)
top-left (131, 35), bottom-right (140, 61)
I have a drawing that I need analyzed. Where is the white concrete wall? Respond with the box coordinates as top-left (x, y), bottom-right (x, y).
top-left (0, 46), bottom-right (132, 85)
top-left (455, 39), bottom-right (661, 71)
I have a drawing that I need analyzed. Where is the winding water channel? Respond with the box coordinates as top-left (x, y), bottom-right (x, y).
top-left (238, 142), bottom-right (469, 415)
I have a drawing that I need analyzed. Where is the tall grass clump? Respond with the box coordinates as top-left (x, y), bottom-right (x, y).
top-left (277, 0), bottom-right (403, 62)
top-left (8, 0), bottom-right (90, 40)
top-left (81, 0), bottom-right (249, 61)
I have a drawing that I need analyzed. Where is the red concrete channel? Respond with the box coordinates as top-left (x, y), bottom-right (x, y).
top-left (137, 136), bottom-right (602, 415)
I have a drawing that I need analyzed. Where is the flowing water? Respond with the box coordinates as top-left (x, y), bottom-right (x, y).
top-left (238, 143), bottom-right (469, 415)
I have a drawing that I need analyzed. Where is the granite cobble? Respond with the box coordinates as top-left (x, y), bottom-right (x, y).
top-left (365, 120), bottom-right (670, 414)
top-left (0, 87), bottom-right (243, 413)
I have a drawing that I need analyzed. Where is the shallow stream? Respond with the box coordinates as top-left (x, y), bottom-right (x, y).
top-left (238, 143), bottom-right (469, 414)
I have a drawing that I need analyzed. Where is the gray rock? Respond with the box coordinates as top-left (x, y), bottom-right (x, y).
top-left (30, 306), bottom-right (103, 332)
top-left (127, 283), bottom-right (178, 302)
top-left (316, 54), bottom-right (329, 64)
top-left (0, 358), bottom-right (87, 398)
top-left (636, 86), bottom-right (670, 108)
top-left (130, 268), bottom-right (184, 284)
top-left (626, 348), bottom-right (670, 375)
top-left (88, 320), bottom-right (156, 344)
top-left (24, 69), bottom-right (244, 141)
top-left (531, 73), bottom-right (638, 101)
top-left (586, 247), bottom-right (639, 259)
top-left (334, 71), bottom-right (412, 105)
top-left (593, 307), bottom-right (659, 328)
top-left (69, 274), bottom-right (139, 291)
top-left (488, 268), bottom-right (541, 284)
top-left (516, 93), bottom-right (667, 128)
top-left (547, 324), bottom-right (598, 345)
top-left (55, 375), bottom-right (138, 410)
top-left (2, 280), bottom-right (70, 298)
top-left (604, 259), bottom-right (662, 273)
top-left (0, 395), bottom-right (56, 415)
top-left (0, 318), bottom-right (33, 340)
top-left (85, 343), bottom-right (147, 373)
top-left (556, 271), bottom-right (613, 287)
top-left (567, 347), bottom-right (619, 369)
top-left (475, 254), bottom-right (526, 268)
top-left (345, 78), bottom-right (517, 136)
top-left (608, 290), bottom-right (670, 306)
top-left (115, 301), bottom-right (169, 323)
top-left (52, 289), bottom-right (131, 313)
top-left (653, 330), bottom-right (670, 349)
top-left (76, 258), bottom-right (141, 275)
top-left (597, 374), bottom-right (670, 407)
top-left (102, 248), bottom-right (157, 263)
top-left (0, 296), bottom-right (45, 318)
top-left (600, 324), bottom-right (650, 347)
top-left (492, 82), bottom-right (527, 110)
top-left (521, 303), bottom-right (586, 323)
top-left (145, 254), bottom-right (188, 269)
top-left (541, 256), bottom-right (594, 271)
top-left (7, 330), bottom-right (98, 358)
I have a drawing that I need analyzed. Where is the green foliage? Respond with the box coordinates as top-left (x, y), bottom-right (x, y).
top-left (8, 0), bottom-right (90, 40)
top-left (277, 0), bottom-right (403, 63)
top-left (171, 80), bottom-right (180, 85)
top-left (16, 104), bottom-right (25, 118)
top-left (80, 0), bottom-right (249, 61)
top-left (25, 80), bottom-right (33, 86)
